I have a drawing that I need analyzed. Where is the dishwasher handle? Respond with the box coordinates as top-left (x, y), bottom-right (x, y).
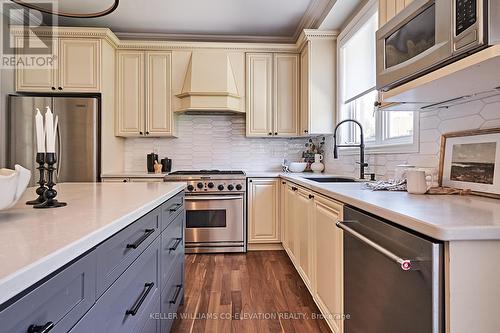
top-left (336, 221), bottom-right (419, 271)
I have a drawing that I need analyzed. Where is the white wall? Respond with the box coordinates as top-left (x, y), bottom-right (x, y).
top-left (124, 114), bottom-right (308, 172)
top-left (323, 96), bottom-right (500, 180)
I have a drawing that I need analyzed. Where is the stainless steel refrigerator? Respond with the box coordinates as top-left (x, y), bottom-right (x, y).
top-left (8, 95), bottom-right (100, 186)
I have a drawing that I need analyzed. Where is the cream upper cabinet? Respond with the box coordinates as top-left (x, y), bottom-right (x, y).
top-left (116, 51), bottom-right (173, 137)
top-left (379, 0), bottom-right (414, 27)
top-left (58, 38), bottom-right (100, 92)
top-left (116, 51), bottom-right (145, 136)
top-left (145, 52), bottom-right (173, 136)
top-left (248, 178), bottom-right (280, 243)
top-left (313, 194), bottom-right (344, 333)
top-left (246, 53), bottom-right (299, 137)
top-left (246, 53), bottom-right (273, 137)
top-left (274, 54), bottom-right (300, 137)
top-left (15, 36), bottom-right (56, 92)
top-left (16, 37), bottom-right (100, 92)
top-left (299, 35), bottom-right (336, 136)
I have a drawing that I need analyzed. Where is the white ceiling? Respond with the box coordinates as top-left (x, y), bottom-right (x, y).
top-left (54, 0), bottom-right (322, 42)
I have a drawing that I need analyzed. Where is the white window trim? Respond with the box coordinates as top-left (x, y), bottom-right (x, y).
top-left (336, 0), bottom-right (420, 155)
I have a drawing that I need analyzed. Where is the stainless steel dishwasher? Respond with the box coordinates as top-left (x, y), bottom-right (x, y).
top-left (338, 206), bottom-right (444, 333)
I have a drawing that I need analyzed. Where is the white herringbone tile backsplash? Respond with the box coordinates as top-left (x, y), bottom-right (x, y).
top-left (124, 114), bottom-right (308, 172)
top-left (124, 98), bottom-right (500, 177)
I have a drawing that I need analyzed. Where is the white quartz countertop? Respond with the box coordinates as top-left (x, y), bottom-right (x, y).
top-left (281, 174), bottom-right (500, 241)
top-left (0, 182), bottom-right (185, 306)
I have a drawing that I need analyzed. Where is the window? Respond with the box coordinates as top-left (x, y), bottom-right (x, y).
top-left (337, 0), bottom-right (418, 153)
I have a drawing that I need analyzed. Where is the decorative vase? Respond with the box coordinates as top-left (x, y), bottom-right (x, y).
top-left (310, 154), bottom-right (325, 173)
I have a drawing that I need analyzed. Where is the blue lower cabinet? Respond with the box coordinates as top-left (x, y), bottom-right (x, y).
top-left (96, 207), bottom-right (161, 297)
top-left (160, 259), bottom-right (184, 333)
top-left (0, 252), bottom-right (96, 333)
top-left (70, 237), bottom-right (161, 333)
top-left (161, 212), bottom-right (184, 291)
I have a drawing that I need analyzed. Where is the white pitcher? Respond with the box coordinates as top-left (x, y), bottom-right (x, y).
top-left (311, 154), bottom-right (325, 173)
top-left (0, 165), bottom-right (31, 210)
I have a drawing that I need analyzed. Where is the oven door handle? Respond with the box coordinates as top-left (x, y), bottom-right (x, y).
top-left (336, 221), bottom-right (420, 271)
top-left (185, 195), bottom-right (243, 201)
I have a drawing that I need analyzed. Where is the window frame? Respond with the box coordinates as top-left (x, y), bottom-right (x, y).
top-left (336, 0), bottom-right (419, 155)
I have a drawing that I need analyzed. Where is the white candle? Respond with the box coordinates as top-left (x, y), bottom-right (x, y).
top-left (45, 106), bottom-right (55, 153)
top-left (35, 108), bottom-right (45, 153)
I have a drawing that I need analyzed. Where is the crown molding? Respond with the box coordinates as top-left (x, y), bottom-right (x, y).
top-left (9, 24), bottom-right (338, 53)
top-left (292, 0), bottom-right (339, 41)
top-left (115, 32), bottom-right (296, 44)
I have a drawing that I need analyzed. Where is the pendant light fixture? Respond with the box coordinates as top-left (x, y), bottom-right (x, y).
top-left (9, 0), bottom-right (119, 18)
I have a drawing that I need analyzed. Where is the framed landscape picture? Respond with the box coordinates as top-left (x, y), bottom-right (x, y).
top-left (439, 128), bottom-right (500, 198)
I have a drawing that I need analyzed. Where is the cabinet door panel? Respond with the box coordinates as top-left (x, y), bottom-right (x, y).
top-left (15, 36), bottom-right (56, 92)
top-left (296, 188), bottom-right (312, 286)
top-left (274, 54), bottom-right (299, 136)
top-left (58, 38), bottom-right (100, 92)
top-left (246, 53), bottom-right (273, 137)
top-left (116, 51), bottom-right (145, 136)
top-left (248, 178), bottom-right (280, 243)
top-left (285, 184), bottom-right (297, 259)
top-left (300, 45), bottom-right (310, 135)
top-left (314, 195), bottom-right (343, 333)
top-left (145, 52), bottom-right (172, 136)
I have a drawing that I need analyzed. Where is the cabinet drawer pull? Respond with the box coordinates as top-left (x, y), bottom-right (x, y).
top-left (168, 203), bottom-right (182, 212)
top-left (169, 284), bottom-right (182, 304)
top-left (169, 238), bottom-right (182, 251)
top-left (308, 194), bottom-right (314, 199)
top-left (291, 186), bottom-right (298, 191)
top-left (28, 322), bottom-right (54, 333)
top-left (126, 228), bottom-right (155, 249)
top-left (125, 282), bottom-right (155, 316)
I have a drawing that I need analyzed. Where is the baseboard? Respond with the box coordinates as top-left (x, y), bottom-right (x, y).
top-left (247, 243), bottom-right (284, 251)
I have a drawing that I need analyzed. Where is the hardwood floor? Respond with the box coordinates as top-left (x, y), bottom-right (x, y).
top-left (171, 250), bottom-right (331, 333)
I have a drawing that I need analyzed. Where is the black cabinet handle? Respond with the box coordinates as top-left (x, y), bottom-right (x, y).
top-left (169, 238), bottom-right (182, 251)
top-left (282, 181), bottom-right (286, 184)
top-left (304, 130), bottom-right (308, 133)
top-left (125, 282), bottom-right (154, 316)
top-left (268, 132), bottom-right (272, 136)
top-left (308, 194), bottom-right (314, 199)
top-left (145, 131), bottom-right (150, 135)
top-left (249, 179), bottom-right (253, 183)
top-left (28, 322), bottom-right (54, 333)
top-left (169, 284), bottom-right (183, 304)
top-left (168, 203), bottom-right (182, 212)
top-left (126, 228), bottom-right (155, 249)
top-left (291, 186), bottom-right (298, 191)
top-left (139, 131), bottom-right (143, 135)
top-left (274, 132), bottom-right (278, 135)
top-left (51, 87), bottom-right (55, 91)
top-left (57, 87), bottom-right (62, 90)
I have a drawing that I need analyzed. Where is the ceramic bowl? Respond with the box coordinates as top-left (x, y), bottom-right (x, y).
top-left (0, 165), bottom-right (31, 210)
top-left (288, 162), bottom-right (307, 173)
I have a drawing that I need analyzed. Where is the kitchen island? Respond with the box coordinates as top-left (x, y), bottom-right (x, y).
top-left (0, 182), bottom-right (186, 333)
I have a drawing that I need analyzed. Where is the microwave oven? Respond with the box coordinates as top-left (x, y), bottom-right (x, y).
top-left (376, 0), bottom-right (500, 91)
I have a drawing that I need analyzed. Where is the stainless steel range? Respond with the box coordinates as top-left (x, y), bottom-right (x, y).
top-left (164, 170), bottom-right (247, 253)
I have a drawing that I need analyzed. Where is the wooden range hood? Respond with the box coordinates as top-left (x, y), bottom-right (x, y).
top-left (175, 52), bottom-right (243, 114)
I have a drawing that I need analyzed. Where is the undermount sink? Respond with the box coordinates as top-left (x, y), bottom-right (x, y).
top-left (303, 177), bottom-right (356, 183)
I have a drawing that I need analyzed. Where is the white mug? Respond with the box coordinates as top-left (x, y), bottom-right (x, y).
top-left (406, 170), bottom-right (434, 194)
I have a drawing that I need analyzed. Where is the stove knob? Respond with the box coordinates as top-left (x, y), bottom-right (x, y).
top-left (187, 185), bottom-right (194, 191)
top-left (208, 182), bottom-right (215, 189)
top-left (197, 182), bottom-right (204, 189)
top-left (218, 184), bottom-right (224, 191)
top-left (236, 184), bottom-right (242, 191)
top-left (228, 184), bottom-right (234, 191)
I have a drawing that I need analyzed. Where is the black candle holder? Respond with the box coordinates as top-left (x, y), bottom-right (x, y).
top-left (26, 153), bottom-right (47, 205)
top-left (34, 152), bottom-right (67, 209)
